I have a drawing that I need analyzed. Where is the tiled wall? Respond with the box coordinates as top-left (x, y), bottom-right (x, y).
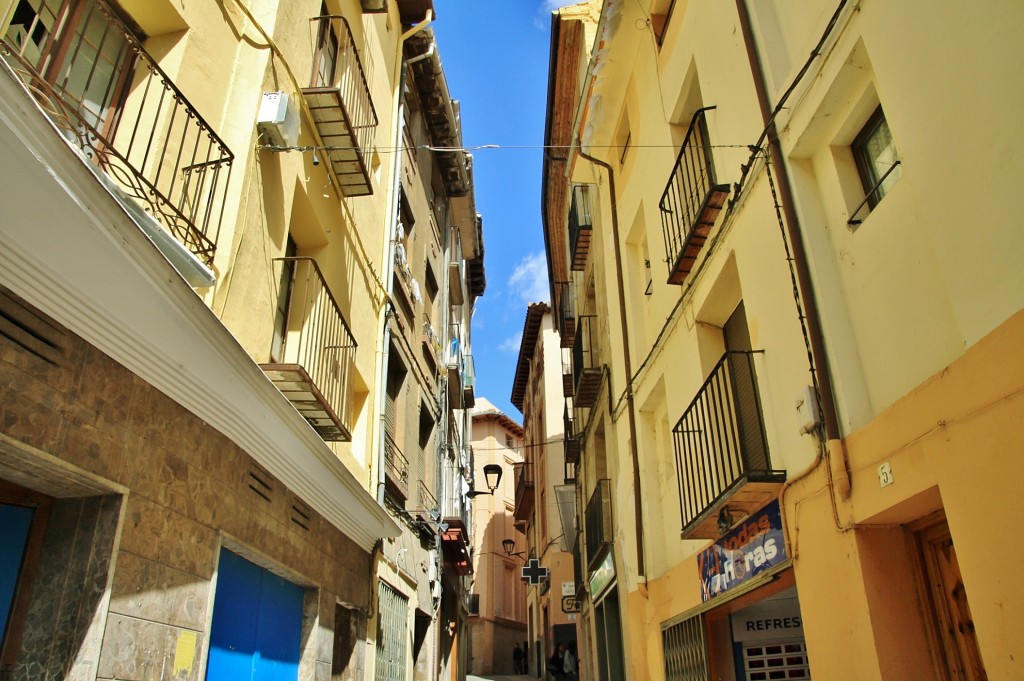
top-left (0, 289), bottom-right (372, 680)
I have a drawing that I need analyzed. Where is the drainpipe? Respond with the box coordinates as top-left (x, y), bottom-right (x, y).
top-left (734, 0), bottom-right (850, 498)
top-left (576, 147), bottom-right (647, 580)
top-left (375, 9), bottom-right (435, 504)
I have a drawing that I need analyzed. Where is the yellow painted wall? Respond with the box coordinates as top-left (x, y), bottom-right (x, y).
top-left (558, 1), bottom-right (1024, 680)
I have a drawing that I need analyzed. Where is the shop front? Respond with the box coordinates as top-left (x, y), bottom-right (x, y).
top-left (662, 500), bottom-right (812, 681)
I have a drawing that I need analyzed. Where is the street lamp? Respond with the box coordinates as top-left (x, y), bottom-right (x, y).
top-left (501, 538), bottom-right (526, 559)
top-left (467, 464), bottom-right (503, 499)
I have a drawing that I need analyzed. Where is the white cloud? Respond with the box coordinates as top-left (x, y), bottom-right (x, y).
top-left (499, 332), bottom-right (524, 354)
top-left (535, 0), bottom-right (579, 29)
top-left (508, 252), bottom-right (550, 305)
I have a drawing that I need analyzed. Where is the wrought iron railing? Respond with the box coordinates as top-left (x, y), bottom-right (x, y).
top-left (417, 480), bottom-right (437, 512)
top-left (383, 431), bottom-right (410, 501)
top-left (277, 257), bottom-right (357, 431)
top-left (572, 314), bottom-right (603, 408)
top-left (442, 461), bottom-right (469, 529)
top-left (584, 479), bottom-right (612, 572)
top-left (555, 280), bottom-right (576, 348)
top-left (569, 184), bottom-right (593, 271)
top-left (672, 351), bottom-right (781, 533)
top-left (513, 461), bottom-right (534, 518)
top-left (461, 352), bottom-right (476, 407)
top-left (563, 403), bottom-right (580, 465)
top-left (305, 14), bottom-right (377, 197)
top-left (0, 0), bottom-right (233, 267)
top-left (660, 106), bottom-right (728, 285)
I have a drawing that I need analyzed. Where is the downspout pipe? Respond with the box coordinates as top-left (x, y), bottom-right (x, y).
top-left (577, 146), bottom-right (647, 580)
top-left (376, 9), bottom-right (435, 504)
top-left (734, 0), bottom-right (850, 498)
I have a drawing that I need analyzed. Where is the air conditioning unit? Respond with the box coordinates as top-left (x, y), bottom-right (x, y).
top-left (256, 91), bottom-right (298, 147)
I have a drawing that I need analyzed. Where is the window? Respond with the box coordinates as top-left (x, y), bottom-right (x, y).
top-left (375, 581), bottom-right (409, 681)
top-left (5, 0), bottom-right (138, 132)
top-left (313, 2), bottom-right (338, 87)
top-left (852, 106), bottom-right (902, 210)
top-left (271, 238), bottom-right (297, 362)
top-left (651, 0), bottom-right (678, 46)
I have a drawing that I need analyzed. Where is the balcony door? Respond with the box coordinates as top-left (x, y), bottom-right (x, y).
top-left (311, 2), bottom-right (338, 88)
top-left (6, 0), bottom-right (137, 133)
top-left (724, 302), bottom-right (768, 471)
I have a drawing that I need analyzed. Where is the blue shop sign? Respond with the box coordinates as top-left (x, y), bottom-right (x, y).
top-left (697, 500), bottom-right (786, 602)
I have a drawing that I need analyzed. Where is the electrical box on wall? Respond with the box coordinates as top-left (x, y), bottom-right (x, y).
top-left (796, 385), bottom-right (820, 435)
top-left (256, 91), bottom-right (298, 147)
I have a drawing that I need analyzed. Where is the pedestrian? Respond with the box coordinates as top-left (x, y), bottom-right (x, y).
top-left (513, 642), bottom-right (524, 674)
top-left (563, 642), bottom-right (578, 681)
top-left (547, 643), bottom-right (565, 679)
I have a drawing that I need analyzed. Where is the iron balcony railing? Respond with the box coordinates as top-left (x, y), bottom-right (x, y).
top-left (417, 480), bottom-right (437, 512)
top-left (572, 314), bottom-right (603, 408)
top-left (563, 403), bottom-right (580, 466)
top-left (672, 351), bottom-right (785, 537)
top-left (584, 479), bottom-right (612, 572)
top-left (461, 352), bottom-right (476, 408)
top-left (383, 431), bottom-right (410, 503)
top-left (660, 106), bottom-right (729, 285)
top-left (0, 0), bottom-right (232, 267)
top-left (261, 257), bottom-right (357, 441)
top-left (555, 280), bottom-right (576, 349)
top-left (512, 461), bottom-right (535, 522)
top-left (305, 15), bottom-right (378, 197)
top-left (569, 184), bottom-right (593, 271)
top-left (442, 462), bottom-right (470, 530)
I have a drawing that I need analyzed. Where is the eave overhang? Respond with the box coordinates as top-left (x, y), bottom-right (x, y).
top-left (510, 303), bottom-right (550, 412)
top-left (0, 70), bottom-right (399, 550)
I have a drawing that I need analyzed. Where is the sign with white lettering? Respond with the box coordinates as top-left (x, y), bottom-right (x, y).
top-left (697, 500), bottom-right (786, 602)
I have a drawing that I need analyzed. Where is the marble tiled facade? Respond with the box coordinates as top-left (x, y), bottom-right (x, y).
top-left (0, 292), bottom-right (371, 681)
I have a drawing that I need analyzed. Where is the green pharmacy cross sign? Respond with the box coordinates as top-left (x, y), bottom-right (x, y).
top-left (521, 558), bottom-right (549, 585)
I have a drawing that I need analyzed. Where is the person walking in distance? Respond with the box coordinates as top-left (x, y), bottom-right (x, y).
top-left (513, 642), bottom-right (524, 674)
top-left (563, 642), bottom-right (578, 681)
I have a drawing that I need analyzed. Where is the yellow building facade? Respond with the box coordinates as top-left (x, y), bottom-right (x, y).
top-left (467, 398), bottom-right (527, 676)
top-left (541, 1), bottom-right (1024, 680)
top-left (0, 1), bottom-right (483, 680)
top-left (511, 303), bottom-right (582, 679)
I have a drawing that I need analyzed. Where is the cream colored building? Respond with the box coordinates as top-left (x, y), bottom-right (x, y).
top-left (511, 303), bottom-right (580, 679)
top-left (0, 1), bottom-right (484, 680)
top-left (540, 1), bottom-right (1024, 680)
top-left (466, 398), bottom-right (526, 676)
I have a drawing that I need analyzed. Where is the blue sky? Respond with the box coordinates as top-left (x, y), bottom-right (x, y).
top-left (432, 2), bottom-right (570, 420)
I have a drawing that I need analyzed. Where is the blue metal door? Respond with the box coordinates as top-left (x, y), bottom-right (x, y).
top-left (206, 548), bottom-right (303, 681)
top-left (0, 504), bottom-right (34, 645)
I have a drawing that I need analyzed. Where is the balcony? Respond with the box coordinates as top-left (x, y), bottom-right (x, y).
top-left (672, 351), bottom-right (785, 539)
top-left (555, 281), bottom-right (576, 349)
top-left (422, 316), bottom-right (441, 373)
top-left (585, 479), bottom-right (612, 572)
top-left (563, 404), bottom-right (580, 466)
top-left (417, 480), bottom-right (437, 512)
top-left (304, 15), bottom-right (377, 197)
top-left (382, 431), bottom-right (410, 504)
top-left (462, 353), bottom-right (476, 409)
top-left (448, 261), bottom-right (465, 306)
top-left (571, 314), bottom-right (604, 408)
top-left (0, 0), bottom-right (233, 269)
top-left (512, 462), bottom-right (535, 522)
top-left (260, 258), bottom-right (356, 442)
top-left (441, 461), bottom-right (472, 575)
top-left (446, 324), bottom-right (463, 407)
top-left (660, 107), bottom-right (729, 285)
top-left (569, 184), bottom-right (593, 271)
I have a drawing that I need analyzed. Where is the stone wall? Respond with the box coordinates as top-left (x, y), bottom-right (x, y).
top-left (0, 287), bottom-right (372, 681)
